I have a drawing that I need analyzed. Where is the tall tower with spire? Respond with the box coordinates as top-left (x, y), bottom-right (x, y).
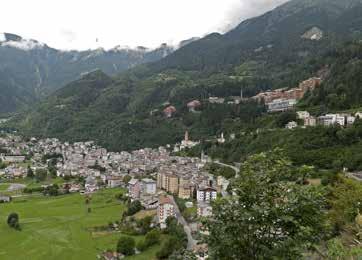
top-left (184, 131), bottom-right (189, 142)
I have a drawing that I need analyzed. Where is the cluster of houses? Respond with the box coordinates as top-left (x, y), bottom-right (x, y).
top-left (285, 111), bottom-right (362, 129)
top-left (251, 77), bottom-right (322, 113)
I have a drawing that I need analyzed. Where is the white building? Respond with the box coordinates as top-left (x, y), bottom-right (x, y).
top-left (318, 114), bottom-right (345, 127)
top-left (158, 196), bottom-right (175, 229)
top-left (141, 178), bottom-right (157, 195)
top-left (285, 121), bottom-right (298, 129)
top-left (297, 111), bottom-right (310, 120)
top-left (217, 133), bottom-right (226, 144)
top-left (267, 99), bottom-right (297, 112)
top-left (197, 187), bottom-right (217, 202)
top-left (304, 116), bottom-right (317, 127)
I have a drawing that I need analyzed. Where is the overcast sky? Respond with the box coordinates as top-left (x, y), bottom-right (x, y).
top-left (0, 0), bottom-right (289, 50)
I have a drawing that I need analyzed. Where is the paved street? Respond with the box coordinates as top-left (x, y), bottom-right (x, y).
top-left (168, 195), bottom-right (197, 250)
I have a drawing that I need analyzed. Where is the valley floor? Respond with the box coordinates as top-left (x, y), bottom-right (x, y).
top-left (0, 188), bottom-right (161, 260)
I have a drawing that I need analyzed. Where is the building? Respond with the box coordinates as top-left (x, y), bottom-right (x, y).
top-left (208, 97), bottom-right (225, 104)
top-left (304, 116), bottom-right (317, 127)
top-left (128, 179), bottom-right (141, 199)
top-left (1, 155), bottom-right (26, 163)
top-left (141, 178), bottom-right (157, 195)
top-left (197, 202), bottom-right (213, 217)
top-left (107, 177), bottom-right (122, 188)
top-left (267, 99), bottom-right (297, 112)
top-left (187, 100), bottom-right (201, 112)
top-left (167, 174), bottom-right (179, 194)
top-left (297, 111), bottom-right (310, 120)
top-left (0, 195), bottom-right (11, 203)
top-left (197, 187), bottom-right (217, 202)
top-left (217, 133), bottom-right (226, 144)
top-left (178, 184), bottom-right (192, 199)
top-left (163, 106), bottom-right (177, 118)
top-left (318, 114), bottom-right (345, 127)
top-left (285, 121), bottom-right (298, 129)
top-left (158, 196), bottom-right (175, 229)
top-left (179, 131), bottom-right (199, 150)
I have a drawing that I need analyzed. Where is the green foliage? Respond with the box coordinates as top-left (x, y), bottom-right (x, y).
top-left (144, 229), bottom-right (161, 248)
top-left (328, 177), bottom-right (362, 230)
top-left (7, 212), bottom-right (20, 230)
top-left (35, 169), bottom-right (48, 182)
top-left (206, 150), bottom-right (327, 259)
top-left (116, 236), bottom-right (135, 256)
top-left (125, 200), bottom-right (143, 216)
top-left (27, 166), bottom-right (34, 178)
top-left (207, 163), bottom-right (235, 179)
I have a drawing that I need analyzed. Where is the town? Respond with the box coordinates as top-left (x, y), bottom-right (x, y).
top-left (0, 132), bottom-right (231, 259)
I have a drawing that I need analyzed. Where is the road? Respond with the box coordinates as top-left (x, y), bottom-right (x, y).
top-left (168, 195), bottom-right (197, 250)
top-left (213, 160), bottom-right (240, 177)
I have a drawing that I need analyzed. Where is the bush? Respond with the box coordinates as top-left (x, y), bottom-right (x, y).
top-left (7, 213), bottom-right (20, 230)
top-left (136, 239), bottom-right (147, 252)
top-left (117, 236), bottom-right (135, 256)
top-left (144, 229), bottom-right (161, 247)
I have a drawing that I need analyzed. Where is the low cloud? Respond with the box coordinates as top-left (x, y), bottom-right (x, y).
top-left (60, 29), bottom-right (77, 43)
top-left (218, 0), bottom-right (290, 32)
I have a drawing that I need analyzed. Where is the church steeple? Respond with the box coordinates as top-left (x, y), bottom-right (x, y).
top-left (184, 131), bottom-right (189, 142)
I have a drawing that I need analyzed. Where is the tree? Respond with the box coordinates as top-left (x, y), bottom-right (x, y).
top-left (7, 213), bottom-right (20, 230)
top-left (35, 169), bottom-right (48, 182)
top-left (27, 166), bottom-right (34, 178)
top-left (123, 175), bottom-right (132, 184)
top-left (144, 229), bottom-right (160, 247)
top-left (206, 150), bottom-right (326, 259)
top-left (117, 236), bottom-right (135, 256)
top-left (126, 200), bottom-right (143, 216)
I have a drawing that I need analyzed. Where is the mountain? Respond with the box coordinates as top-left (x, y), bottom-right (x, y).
top-left (11, 0), bottom-right (362, 151)
top-left (148, 0), bottom-right (362, 73)
top-left (0, 33), bottom-right (174, 114)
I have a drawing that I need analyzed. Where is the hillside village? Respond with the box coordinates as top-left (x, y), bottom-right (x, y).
top-left (0, 132), bottom-right (230, 258)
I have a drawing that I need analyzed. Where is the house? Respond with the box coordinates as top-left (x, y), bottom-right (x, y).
top-left (297, 111), bottom-right (310, 120)
top-left (318, 114), bottom-right (345, 127)
top-left (1, 155), bottom-right (26, 163)
top-left (141, 178), bottom-right (157, 195)
top-left (107, 176), bottom-right (122, 188)
top-left (187, 100), bottom-right (201, 112)
top-left (304, 116), bottom-right (317, 127)
top-left (85, 176), bottom-right (99, 193)
top-left (208, 97), bottom-right (225, 104)
top-left (163, 106), bottom-right (177, 118)
top-left (267, 99), bottom-right (297, 113)
top-left (197, 187), bottom-right (217, 202)
top-left (158, 195), bottom-right (175, 229)
top-left (217, 133), bottom-right (226, 144)
top-left (285, 121), bottom-right (298, 129)
top-left (197, 202), bottom-right (213, 217)
top-left (0, 195), bottom-right (11, 203)
top-left (128, 179), bottom-right (141, 199)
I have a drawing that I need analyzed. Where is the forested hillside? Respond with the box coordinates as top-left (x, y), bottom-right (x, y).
top-left (9, 0), bottom-right (362, 153)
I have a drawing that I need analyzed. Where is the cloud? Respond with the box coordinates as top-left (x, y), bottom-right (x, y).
top-left (218, 0), bottom-right (290, 32)
top-left (60, 29), bottom-right (77, 43)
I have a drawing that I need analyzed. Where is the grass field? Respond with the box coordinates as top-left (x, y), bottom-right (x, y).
top-left (0, 189), bottom-right (161, 260)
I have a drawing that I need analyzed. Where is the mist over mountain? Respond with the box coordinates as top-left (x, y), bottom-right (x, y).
top-left (0, 33), bottom-right (174, 114)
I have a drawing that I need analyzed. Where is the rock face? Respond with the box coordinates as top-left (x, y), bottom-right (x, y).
top-left (302, 27), bottom-right (324, 41)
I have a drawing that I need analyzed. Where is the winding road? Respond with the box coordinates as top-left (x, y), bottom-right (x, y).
top-left (168, 195), bottom-right (197, 250)
top-left (213, 160), bottom-right (240, 177)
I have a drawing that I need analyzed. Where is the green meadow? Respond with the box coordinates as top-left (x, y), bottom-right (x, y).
top-left (0, 189), bottom-right (161, 260)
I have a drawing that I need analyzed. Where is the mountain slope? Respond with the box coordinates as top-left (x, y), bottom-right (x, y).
top-left (0, 33), bottom-right (173, 114)
top-left (12, 0), bottom-right (362, 151)
top-left (148, 0), bottom-right (362, 73)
